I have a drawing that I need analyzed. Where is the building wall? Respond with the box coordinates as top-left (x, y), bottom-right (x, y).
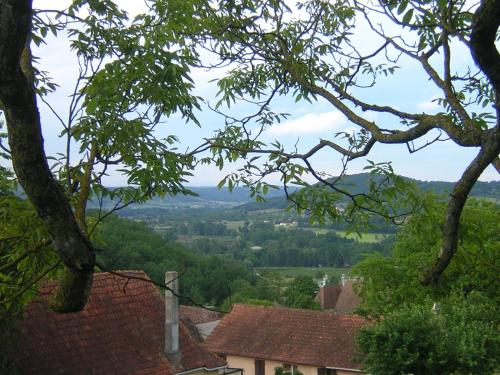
top-left (184, 368), bottom-right (225, 375)
top-left (225, 355), bottom-right (361, 375)
top-left (227, 356), bottom-right (254, 374)
top-left (264, 358), bottom-right (317, 375)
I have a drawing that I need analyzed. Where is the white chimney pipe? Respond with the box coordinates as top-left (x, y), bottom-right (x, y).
top-left (341, 274), bottom-right (347, 287)
top-left (165, 271), bottom-right (179, 354)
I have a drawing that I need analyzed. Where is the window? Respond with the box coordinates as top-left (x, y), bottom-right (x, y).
top-left (223, 368), bottom-right (244, 375)
top-left (255, 359), bottom-right (265, 375)
top-left (317, 368), bottom-right (337, 375)
top-left (282, 364), bottom-right (299, 375)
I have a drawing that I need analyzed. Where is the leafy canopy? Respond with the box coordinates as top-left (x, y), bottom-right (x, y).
top-left (353, 197), bottom-right (500, 373)
top-left (187, 0), bottom-right (500, 283)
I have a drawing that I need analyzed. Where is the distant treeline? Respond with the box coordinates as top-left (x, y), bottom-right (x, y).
top-left (93, 214), bottom-right (255, 306)
top-left (92, 214), bottom-right (391, 307)
top-left (164, 220), bottom-right (393, 268)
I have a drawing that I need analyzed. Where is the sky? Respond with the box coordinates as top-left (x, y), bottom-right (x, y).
top-left (20, 0), bottom-right (499, 186)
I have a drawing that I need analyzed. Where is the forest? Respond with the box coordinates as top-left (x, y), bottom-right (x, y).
top-left (93, 212), bottom-right (324, 309)
top-left (159, 219), bottom-right (392, 267)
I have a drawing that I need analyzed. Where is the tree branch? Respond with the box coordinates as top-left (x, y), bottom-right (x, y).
top-left (94, 261), bottom-right (229, 313)
top-left (0, 238), bottom-right (52, 273)
top-left (421, 130), bottom-right (500, 285)
top-left (0, 0), bottom-right (95, 312)
top-left (469, 0), bottom-right (500, 110)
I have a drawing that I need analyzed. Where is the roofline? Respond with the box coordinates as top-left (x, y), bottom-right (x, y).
top-left (176, 364), bottom-right (228, 375)
top-left (219, 353), bottom-right (361, 372)
top-left (326, 366), bottom-right (362, 373)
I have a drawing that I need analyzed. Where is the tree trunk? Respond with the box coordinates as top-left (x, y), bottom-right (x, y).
top-left (421, 0), bottom-right (500, 284)
top-left (0, 0), bottom-right (95, 312)
top-left (420, 130), bottom-right (500, 285)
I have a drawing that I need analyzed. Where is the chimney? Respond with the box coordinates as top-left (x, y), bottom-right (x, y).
top-left (341, 274), bottom-right (347, 287)
top-left (319, 287), bottom-right (325, 309)
top-left (165, 271), bottom-right (179, 354)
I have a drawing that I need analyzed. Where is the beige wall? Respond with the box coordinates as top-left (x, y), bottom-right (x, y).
top-left (225, 355), bottom-right (361, 375)
top-left (227, 355), bottom-right (255, 374)
top-left (264, 358), bottom-right (317, 375)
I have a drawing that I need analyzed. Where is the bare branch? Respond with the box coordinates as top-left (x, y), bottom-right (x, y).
top-left (94, 261), bottom-right (229, 313)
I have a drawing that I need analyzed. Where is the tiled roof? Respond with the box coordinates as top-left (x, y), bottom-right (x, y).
top-left (316, 284), bottom-right (342, 310)
top-left (181, 315), bottom-right (204, 344)
top-left (12, 271), bottom-right (226, 375)
top-left (180, 305), bottom-right (224, 324)
top-left (196, 320), bottom-right (222, 340)
top-left (334, 280), bottom-right (361, 314)
top-left (204, 304), bottom-right (366, 371)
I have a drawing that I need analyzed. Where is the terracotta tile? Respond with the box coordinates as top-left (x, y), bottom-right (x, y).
top-left (13, 271), bottom-right (225, 374)
top-left (205, 304), bottom-right (367, 370)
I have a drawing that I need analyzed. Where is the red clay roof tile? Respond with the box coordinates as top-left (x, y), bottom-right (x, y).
top-left (180, 305), bottom-right (224, 325)
top-left (204, 304), bottom-right (366, 371)
top-left (12, 271), bottom-right (225, 374)
top-left (334, 280), bottom-right (361, 314)
top-left (316, 284), bottom-right (342, 310)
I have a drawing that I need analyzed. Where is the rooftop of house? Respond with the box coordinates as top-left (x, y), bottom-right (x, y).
top-left (11, 271), bottom-right (226, 375)
top-left (179, 306), bottom-right (223, 342)
top-left (180, 305), bottom-right (224, 325)
top-left (334, 280), bottom-right (361, 314)
top-left (204, 304), bottom-right (367, 371)
top-left (316, 277), bottom-right (362, 314)
top-left (315, 284), bottom-right (342, 310)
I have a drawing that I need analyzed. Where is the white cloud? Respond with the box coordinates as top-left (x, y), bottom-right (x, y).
top-left (417, 96), bottom-right (440, 111)
top-left (267, 111), bottom-right (346, 136)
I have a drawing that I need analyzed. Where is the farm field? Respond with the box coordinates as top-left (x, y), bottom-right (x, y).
top-left (333, 230), bottom-right (389, 243)
top-left (224, 220), bottom-right (246, 230)
top-left (301, 227), bottom-right (390, 243)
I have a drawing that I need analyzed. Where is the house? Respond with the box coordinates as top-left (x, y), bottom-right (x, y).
top-left (316, 275), bottom-right (361, 313)
top-left (315, 284), bottom-right (342, 310)
top-left (333, 279), bottom-right (361, 314)
top-left (204, 304), bottom-right (367, 375)
top-left (10, 270), bottom-right (227, 375)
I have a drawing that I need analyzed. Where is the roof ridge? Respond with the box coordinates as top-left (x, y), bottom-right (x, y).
top-left (233, 303), bottom-right (339, 315)
top-left (206, 303), bottom-right (367, 370)
top-left (96, 269), bottom-right (149, 275)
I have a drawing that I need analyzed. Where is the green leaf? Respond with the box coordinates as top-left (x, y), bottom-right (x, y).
top-left (402, 9), bottom-right (413, 24)
top-left (397, 0), bottom-right (408, 15)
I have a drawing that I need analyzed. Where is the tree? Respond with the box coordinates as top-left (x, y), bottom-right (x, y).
top-left (191, 0), bottom-right (499, 284)
top-left (352, 197), bottom-right (499, 317)
top-left (356, 292), bottom-right (499, 374)
top-left (0, 167), bottom-right (58, 311)
top-left (0, 0), bottom-right (206, 311)
top-left (283, 275), bottom-right (320, 309)
top-left (353, 198), bottom-right (499, 373)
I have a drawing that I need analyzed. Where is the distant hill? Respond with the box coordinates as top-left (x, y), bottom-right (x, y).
top-left (338, 173), bottom-right (499, 197)
top-left (85, 173), bottom-right (499, 211)
top-left (87, 186), bottom-right (285, 210)
top-left (234, 173), bottom-right (500, 212)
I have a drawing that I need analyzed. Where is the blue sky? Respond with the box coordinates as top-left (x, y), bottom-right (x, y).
top-left (23, 0), bottom-right (499, 186)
